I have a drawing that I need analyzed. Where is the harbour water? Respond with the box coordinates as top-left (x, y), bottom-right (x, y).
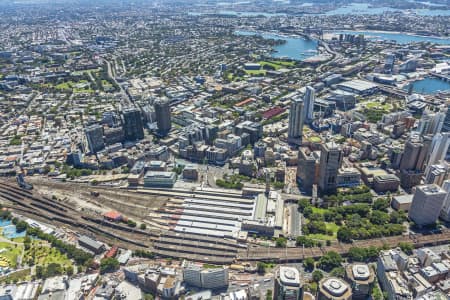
top-left (403, 77), bottom-right (450, 94)
top-left (325, 2), bottom-right (450, 16)
top-left (330, 30), bottom-right (450, 45)
top-left (234, 30), bottom-right (318, 60)
top-left (189, 11), bottom-right (286, 17)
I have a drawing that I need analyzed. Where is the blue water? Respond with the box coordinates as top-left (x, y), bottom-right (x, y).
top-left (330, 30), bottom-right (450, 45)
top-left (0, 220), bottom-right (26, 239)
top-left (325, 3), bottom-right (399, 15)
top-left (325, 2), bottom-right (450, 16)
top-left (189, 10), bottom-right (286, 17)
top-left (0, 220), bottom-right (11, 227)
top-left (403, 77), bottom-right (450, 94)
top-left (235, 30), bottom-right (318, 60)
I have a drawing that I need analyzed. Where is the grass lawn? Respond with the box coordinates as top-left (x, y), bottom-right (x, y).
top-left (245, 69), bottom-right (266, 76)
top-left (311, 207), bottom-right (328, 214)
top-left (55, 81), bottom-right (73, 90)
top-left (23, 241), bottom-right (72, 269)
top-left (307, 223), bottom-right (340, 241)
top-left (258, 61), bottom-right (282, 70)
top-left (0, 268), bottom-right (31, 283)
top-left (0, 242), bottom-right (23, 268)
top-left (364, 101), bottom-right (392, 111)
top-left (258, 60), bottom-right (295, 70)
top-left (307, 233), bottom-right (335, 241)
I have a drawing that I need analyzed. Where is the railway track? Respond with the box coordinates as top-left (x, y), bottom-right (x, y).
top-left (3, 180), bottom-right (449, 265)
top-left (0, 181), bottom-right (154, 250)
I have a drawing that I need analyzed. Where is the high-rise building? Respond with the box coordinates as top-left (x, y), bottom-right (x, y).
top-left (408, 184), bottom-right (447, 226)
top-left (274, 266), bottom-right (302, 300)
top-left (345, 264), bottom-right (375, 300)
top-left (318, 142), bottom-right (343, 194)
top-left (122, 108), bottom-right (144, 141)
top-left (439, 180), bottom-right (450, 222)
top-left (399, 135), bottom-right (431, 172)
top-left (426, 133), bottom-right (450, 166)
top-left (154, 98), bottom-right (172, 136)
top-left (287, 98), bottom-right (305, 145)
top-left (297, 148), bottom-right (318, 194)
top-left (417, 110), bottom-right (445, 135)
top-left (318, 277), bottom-right (352, 300)
top-left (442, 105), bottom-right (450, 132)
top-left (84, 124), bottom-right (104, 154)
top-left (304, 86), bottom-right (315, 121)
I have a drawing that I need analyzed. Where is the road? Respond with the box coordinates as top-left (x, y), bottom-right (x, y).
top-left (102, 57), bottom-right (134, 107)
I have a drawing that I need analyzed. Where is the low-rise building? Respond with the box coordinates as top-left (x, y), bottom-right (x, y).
top-left (143, 171), bottom-right (177, 188)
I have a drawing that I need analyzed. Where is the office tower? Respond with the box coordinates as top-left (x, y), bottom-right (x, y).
top-left (304, 86), bottom-right (315, 121)
top-left (424, 163), bottom-right (448, 186)
top-left (274, 266), bottom-right (302, 300)
top-left (345, 264), bottom-right (375, 300)
top-left (439, 180), bottom-right (450, 222)
top-left (417, 110), bottom-right (445, 135)
top-left (318, 277), bottom-right (352, 300)
top-left (154, 98), bottom-right (172, 136)
top-left (318, 142), bottom-right (343, 193)
top-left (399, 135), bottom-right (431, 172)
top-left (441, 105), bottom-right (450, 158)
top-left (442, 105), bottom-right (450, 132)
top-left (297, 148), bottom-right (318, 194)
top-left (287, 97), bottom-right (305, 145)
top-left (384, 54), bottom-right (395, 74)
top-left (122, 108), bottom-right (144, 141)
top-left (84, 124), bottom-right (104, 154)
top-left (408, 184), bottom-right (447, 226)
top-left (426, 132), bottom-right (450, 166)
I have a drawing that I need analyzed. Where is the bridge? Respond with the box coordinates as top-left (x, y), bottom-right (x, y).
top-left (430, 72), bottom-right (450, 82)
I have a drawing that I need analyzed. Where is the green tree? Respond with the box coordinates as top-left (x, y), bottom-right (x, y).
top-left (100, 258), bottom-right (119, 274)
top-left (266, 289), bottom-right (273, 300)
top-left (398, 242), bottom-right (414, 255)
top-left (257, 262), bottom-right (266, 275)
top-left (275, 237), bottom-right (287, 248)
top-left (312, 270), bottom-right (324, 282)
top-left (66, 265), bottom-right (74, 276)
top-left (303, 257), bottom-right (315, 271)
top-left (318, 251), bottom-right (342, 271)
top-left (330, 266), bottom-right (345, 278)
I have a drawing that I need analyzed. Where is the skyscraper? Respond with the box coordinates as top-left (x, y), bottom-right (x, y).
top-left (417, 110), bottom-right (445, 135)
top-left (442, 105), bottom-right (450, 132)
top-left (304, 86), bottom-right (315, 121)
top-left (441, 105), bottom-right (450, 158)
top-left (297, 147), bottom-right (318, 194)
top-left (318, 142), bottom-right (343, 194)
top-left (408, 184), bottom-right (447, 226)
top-left (399, 135), bottom-right (431, 172)
top-left (154, 98), bottom-right (172, 136)
top-left (274, 266), bottom-right (303, 300)
top-left (287, 97), bottom-right (305, 145)
top-left (426, 132), bottom-right (450, 167)
top-left (439, 180), bottom-right (450, 222)
top-left (122, 108), bottom-right (144, 141)
top-left (84, 124), bottom-right (104, 154)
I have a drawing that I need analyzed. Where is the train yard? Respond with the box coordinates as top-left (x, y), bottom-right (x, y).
top-left (1, 179), bottom-right (450, 265)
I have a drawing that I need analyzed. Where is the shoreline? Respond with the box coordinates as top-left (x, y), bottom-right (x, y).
top-left (324, 29), bottom-right (450, 41)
